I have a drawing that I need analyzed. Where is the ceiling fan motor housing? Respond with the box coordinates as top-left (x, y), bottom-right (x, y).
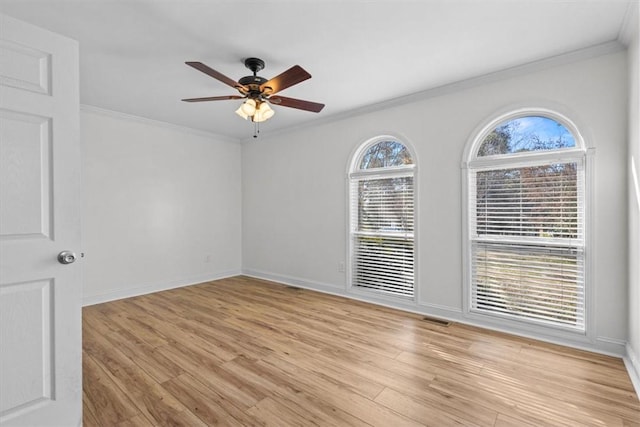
top-left (239, 75), bottom-right (269, 98)
top-left (238, 75), bottom-right (268, 86)
top-left (240, 58), bottom-right (269, 97)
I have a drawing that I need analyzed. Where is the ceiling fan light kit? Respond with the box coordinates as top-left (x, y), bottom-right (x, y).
top-left (235, 99), bottom-right (274, 123)
top-left (183, 57), bottom-right (324, 137)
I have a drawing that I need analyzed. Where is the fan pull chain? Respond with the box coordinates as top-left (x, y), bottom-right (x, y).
top-left (253, 121), bottom-right (260, 138)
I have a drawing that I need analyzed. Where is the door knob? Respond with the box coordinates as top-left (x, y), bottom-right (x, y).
top-left (58, 251), bottom-right (77, 265)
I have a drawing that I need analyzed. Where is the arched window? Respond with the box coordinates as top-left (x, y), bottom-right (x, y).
top-left (465, 111), bottom-right (587, 331)
top-left (349, 137), bottom-right (416, 298)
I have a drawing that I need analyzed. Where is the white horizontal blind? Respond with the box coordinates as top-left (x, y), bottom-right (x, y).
top-left (469, 161), bottom-right (585, 330)
top-left (472, 163), bottom-right (583, 240)
top-left (351, 175), bottom-right (414, 297)
top-left (472, 242), bottom-right (584, 327)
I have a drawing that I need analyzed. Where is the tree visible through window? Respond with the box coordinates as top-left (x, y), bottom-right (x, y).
top-left (360, 140), bottom-right (413, 168)
top-left (350, 138), bottom-right (415, 298)
top-left (477, 116), bottom-right (575, 156)
top-left (468, 114), bottom-right (586, 330)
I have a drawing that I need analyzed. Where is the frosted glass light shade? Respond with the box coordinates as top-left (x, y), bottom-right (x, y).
top-left (235, 106), bottom-right (249, 120)
top-left (240, 98), bottom-right (256, 115)
top-left (253, 102), bottom-right (274, 123)
top-left (260, 102), bottom-right (275, 120)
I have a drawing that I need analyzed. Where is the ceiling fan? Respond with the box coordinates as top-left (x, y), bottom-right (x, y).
top-left (182, 57), bottom-right (325, 127)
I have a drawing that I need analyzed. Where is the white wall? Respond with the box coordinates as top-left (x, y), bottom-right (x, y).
top-left (626, 2), bottom-right (640, 395)
top-left (81, 109), bottom-right (242, 305)
top-left (242, 48), bottom-right (629, 355)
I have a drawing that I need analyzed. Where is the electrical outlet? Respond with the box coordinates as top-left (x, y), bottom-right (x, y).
top-left (338, 262), bottom-right (345, 273)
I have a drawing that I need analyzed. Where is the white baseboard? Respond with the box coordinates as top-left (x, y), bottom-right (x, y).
top-left (82, 269), bottom-right (242, 306)
top-left (243, 268), bottom-right (464, 322)
top-left (594, 336), bottom-right (629, 356)
top-left (624, 343), bottom-right (640, 400)
top-left (241, 268), bottom-right (627, 358)
top-left (243, 268), bottom-right (344, 293)
top-left (417, 300), bottom-right (465, 320)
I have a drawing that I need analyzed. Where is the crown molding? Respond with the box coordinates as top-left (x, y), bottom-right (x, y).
top-left (245, 41), bottom-right (625, 143)
top-left (81, 104), bottom-right (241, 144)
top-left (618, 1), bottom-right (639, 45)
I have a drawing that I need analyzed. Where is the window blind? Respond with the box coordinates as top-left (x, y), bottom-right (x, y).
top-left (471, 242), bottom-right (584, 328)
top-left (351, 175), bottom-right (414, 297)
top-left (472, 164), bottom-right (582, 240)
top-left (469, 161), bottom-right (585, 329)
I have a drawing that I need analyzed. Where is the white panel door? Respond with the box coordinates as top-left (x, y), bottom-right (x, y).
top-left (0, 13), bottom-right (82, 426)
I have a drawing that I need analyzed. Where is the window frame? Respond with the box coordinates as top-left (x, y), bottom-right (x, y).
top-left (462, 108), bottom-right (593, 340)
top-left (347, 135), bottom-right (418, 302)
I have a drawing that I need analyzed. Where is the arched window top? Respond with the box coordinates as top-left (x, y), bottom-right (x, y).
top-left (476, 115), bottom-right (577, 158)
top-left (357, 139), bottom-right (413, 170)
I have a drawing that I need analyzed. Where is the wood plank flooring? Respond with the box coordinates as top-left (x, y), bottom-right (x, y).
top-left (83, 276), bottom-right (640, 426)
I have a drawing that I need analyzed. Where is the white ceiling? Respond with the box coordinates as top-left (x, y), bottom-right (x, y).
top-left (0, 0), bottom-right (634, 140)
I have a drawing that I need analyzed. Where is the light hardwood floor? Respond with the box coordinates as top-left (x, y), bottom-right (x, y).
top-left (83, 276), bottom-right (640, 426)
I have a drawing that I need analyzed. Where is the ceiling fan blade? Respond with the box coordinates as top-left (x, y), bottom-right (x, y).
top-left (182, 95), bottom-right (244, 102)
top-left (185, 62), bottom-right (247, 91)
top-left (269, 96), bottom-right (324, 113)
top-left (260, 65), bottom-right (311, 95)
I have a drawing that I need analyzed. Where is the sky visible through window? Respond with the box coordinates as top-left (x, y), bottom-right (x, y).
top-left (509, 116), bottom-right (575, 150)
top-left (478, 116), bottom-right (575, 156)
